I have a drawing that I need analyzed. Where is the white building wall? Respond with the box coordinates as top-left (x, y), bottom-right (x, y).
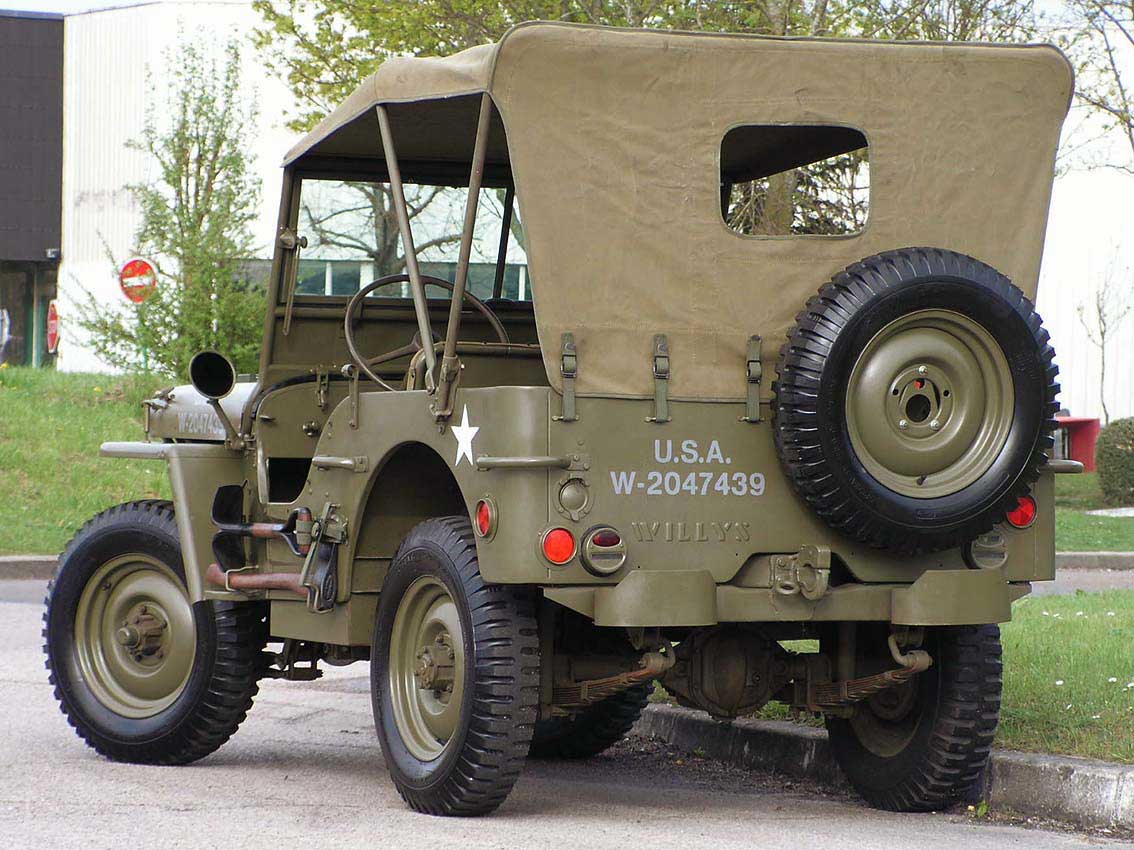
top-left (57, 0), bottom-right (297, 372)
top-left (1035, 169), bottom-right (1134, 424)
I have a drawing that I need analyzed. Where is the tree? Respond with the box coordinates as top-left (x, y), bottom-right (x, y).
top-left (253, 1), bottom-right (1040, 134)
top-left (77, 39), bottom-right (264, 378)
top-left (1065, 0), bottom-right (1134, 172)
top-left (1077, 258), bottom-right (1133, 424)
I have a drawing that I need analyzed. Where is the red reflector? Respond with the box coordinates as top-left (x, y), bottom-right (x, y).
top-left (591, 529), bottom-right (621, 548)
top-left (475, 500), bottom-right (492, 537)
top-left (1005, 495), bottom-right (1037, 529)
top-left (542, 528), bottom-right (576, 565)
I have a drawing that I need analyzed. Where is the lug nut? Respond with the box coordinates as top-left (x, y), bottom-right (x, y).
top-left (930, 419), bottom-right (941, 430)
top-left (917, 365), bottom-right (927, 375)
top-left (898, 419), bottom-right (909, 430)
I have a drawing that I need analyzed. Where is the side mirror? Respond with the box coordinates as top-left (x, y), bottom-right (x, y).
top-left (188, 350), bottom-right (241, 447)
top-left (189, 350), bottom-right (236, 400)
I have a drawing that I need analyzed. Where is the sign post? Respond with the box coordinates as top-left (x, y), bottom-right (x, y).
top-left (119, 258), bottom-right (158, 372)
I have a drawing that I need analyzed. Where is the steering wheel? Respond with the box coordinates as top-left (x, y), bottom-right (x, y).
top-left (344, 273), bottom-right (509, 390)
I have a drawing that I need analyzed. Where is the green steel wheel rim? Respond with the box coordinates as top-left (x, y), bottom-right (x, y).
top-left (845, 309), bottom-right (1014, 500)
top-left (848, 680), bottom-right (922, 759)
top-left (388, 575), bottom-right (466, 762)
top-left (73, 554), bottom-right (196, 719)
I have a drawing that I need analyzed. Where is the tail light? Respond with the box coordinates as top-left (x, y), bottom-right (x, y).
top-left (474, 498), bottom-right (496, 538)
top-left (581, 526), bottom-right (627, 576)
top-left (541, 527), bottom-right (576, 565)
top-left (1005, 495), bottom-right (1037, 529)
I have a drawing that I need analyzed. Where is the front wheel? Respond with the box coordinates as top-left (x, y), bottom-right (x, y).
top-left (372, 517), bottom-right (539, 816)
top-left (43, 501), bottom-right (267, 764)
top-left (826, 625), bottom-right (1002, 812)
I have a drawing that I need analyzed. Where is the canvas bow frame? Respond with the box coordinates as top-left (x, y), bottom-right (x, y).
top-left (374, 93), bottom-right (494, 419)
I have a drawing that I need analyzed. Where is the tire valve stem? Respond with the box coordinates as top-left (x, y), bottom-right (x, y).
top-left (916, 475), bottom-right (928, 485)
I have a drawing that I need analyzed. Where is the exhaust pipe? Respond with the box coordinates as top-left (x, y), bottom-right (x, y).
top-left (205, 562), bottom-right (305, 596)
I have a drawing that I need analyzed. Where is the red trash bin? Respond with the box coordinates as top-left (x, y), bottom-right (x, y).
top-left (1054, 416), bottom-right (1100, 472)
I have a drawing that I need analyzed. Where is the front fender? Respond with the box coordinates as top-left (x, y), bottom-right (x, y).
top-left (100, 441), bottom-right (245, 601)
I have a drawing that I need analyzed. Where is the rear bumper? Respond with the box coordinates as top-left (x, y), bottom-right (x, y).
top-left (544, 567), bottom-right (1026, 627)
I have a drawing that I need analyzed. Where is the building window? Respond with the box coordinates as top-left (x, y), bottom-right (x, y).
top-left (721, 125), bottom-right (869, 237)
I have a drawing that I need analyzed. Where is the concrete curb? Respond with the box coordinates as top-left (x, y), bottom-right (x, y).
top-left (1056, 551), bottom-right (1134, 571)
top-left (0, 555), bottom-right (56, 580)
top-left (634, 704), bottom-right (1134, 831)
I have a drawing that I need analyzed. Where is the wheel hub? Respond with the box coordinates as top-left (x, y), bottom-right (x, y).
top-left (115, 604), bottom-right (169, 661)
top-left (414, 634), bottom-right (455, 693)
top-left (73, 555), bottom-right (195, 718)
top-left (886, 364), bottom-right (954, 437)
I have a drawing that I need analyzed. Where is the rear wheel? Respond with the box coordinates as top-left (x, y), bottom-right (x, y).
top-left (826, 625), bottom-right (1002, 812)
top-left (372, 517), bottom-right (539, 816)
top-left (43, 501), bottom-right (267, 764)
top-left (530, 685), bottom-right (649, 760)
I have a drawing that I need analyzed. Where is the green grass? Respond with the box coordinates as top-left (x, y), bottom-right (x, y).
top-left (999, 590), bottom-right (1134, 763)
top-left (0, 367), bottom-right (170, 556)
top-left (1055, 472), bottom-right (1134, 551)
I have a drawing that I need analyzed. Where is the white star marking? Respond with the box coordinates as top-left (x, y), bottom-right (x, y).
top-left (452, 405), bottom-right (479, 467)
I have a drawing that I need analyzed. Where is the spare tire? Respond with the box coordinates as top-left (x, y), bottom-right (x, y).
top-left (773, 247), bottom-right (1058, 554)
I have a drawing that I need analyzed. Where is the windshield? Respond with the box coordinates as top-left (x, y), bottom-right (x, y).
top-left (291, 178), bottom-right (529, 301)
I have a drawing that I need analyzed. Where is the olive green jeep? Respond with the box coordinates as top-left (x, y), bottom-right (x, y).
top-left (45, 22), bottom-right (1079, 816)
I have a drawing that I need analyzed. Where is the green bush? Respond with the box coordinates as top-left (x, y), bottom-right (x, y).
top-left (1096, 417), bottom-right (1134, 506)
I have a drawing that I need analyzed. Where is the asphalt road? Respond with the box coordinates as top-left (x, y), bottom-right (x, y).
top-left (2, 582), bottom-right (1130, 850)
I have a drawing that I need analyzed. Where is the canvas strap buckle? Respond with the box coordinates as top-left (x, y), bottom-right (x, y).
top-left (742, 335), bottom-right (763, 423)
top-left (554, 332), bottom-right (578, 422)
top-left (647, 334), bottom-right (671, 423)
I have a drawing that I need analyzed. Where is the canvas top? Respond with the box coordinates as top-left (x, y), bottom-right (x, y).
top-left (285, 22), bottom-right (1073, 401)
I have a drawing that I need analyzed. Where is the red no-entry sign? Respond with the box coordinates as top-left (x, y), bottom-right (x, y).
top-left (119, 257), bottom-right (158, 304)
top-left (46, 299), bottom-right (60, 354)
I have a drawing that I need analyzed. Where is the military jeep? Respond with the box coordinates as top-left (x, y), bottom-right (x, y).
top-left (45, 22), bottom-right (1079, 816)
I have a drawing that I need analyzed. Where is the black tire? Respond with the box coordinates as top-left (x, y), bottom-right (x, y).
top-left (773, 247), bottom-right (1059, 553)
top-left (530, 685), bottom-right (649, 760)
top-left (43, 500), bottom-right (268, 765)
top-left (372, 517), bottom-right (539, 816)
top-left (826, 625), bottom-right (1002, 812)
